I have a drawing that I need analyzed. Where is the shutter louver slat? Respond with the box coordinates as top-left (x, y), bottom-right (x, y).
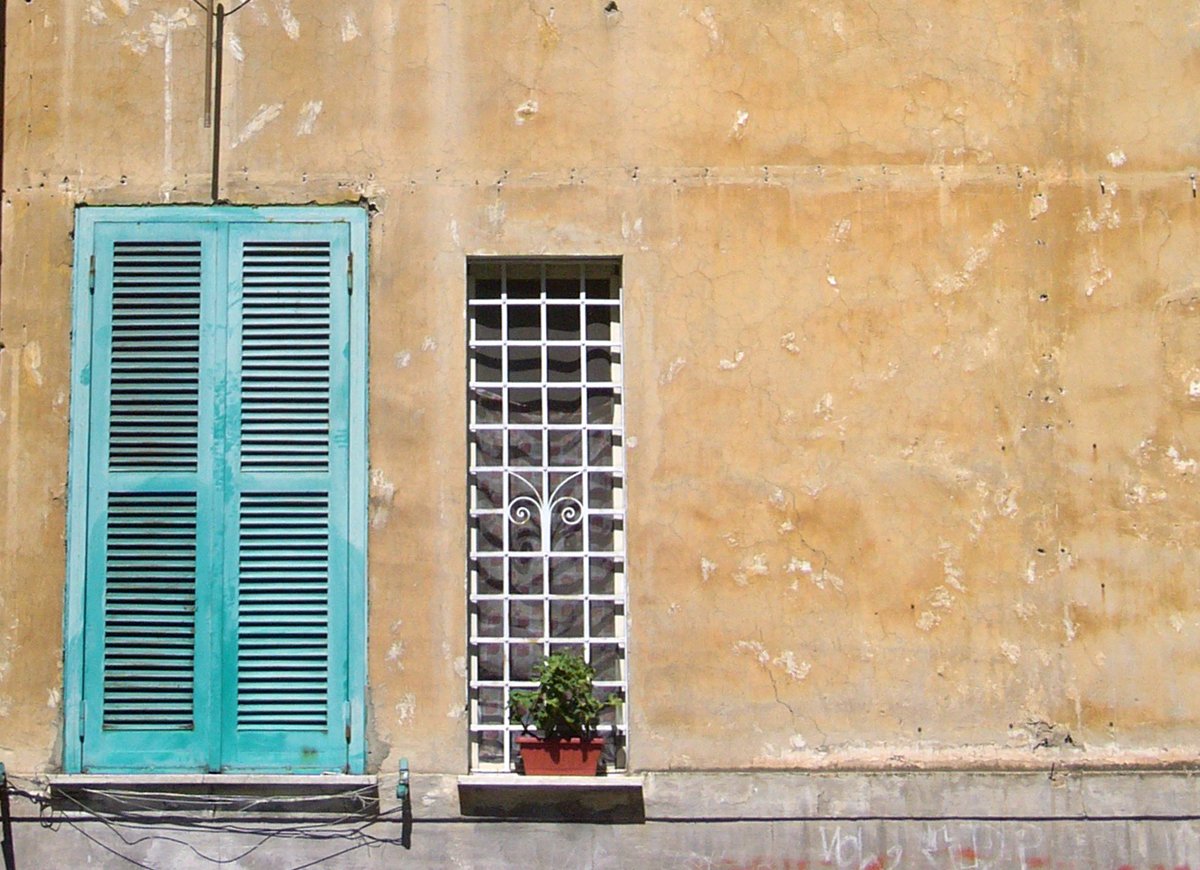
top-left (240, 241), bottom-right (331, 472)
top-left (103, 492), bottom-right (197, 730)
top-left (109, 241), bottom-right (202, 471)
top-left (237, 493), bottom-right (330, 729)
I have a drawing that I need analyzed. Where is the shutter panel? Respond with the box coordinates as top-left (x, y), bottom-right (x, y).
top-left (79, 223), bottom-right (219, 771)
top-left (222, 223), bottom-right (351, 771)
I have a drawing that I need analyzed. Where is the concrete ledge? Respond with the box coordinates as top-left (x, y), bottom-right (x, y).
top-left (457, 774), bottom-right (645, 823)
top-left (47, 774), bottom-right (379, 816)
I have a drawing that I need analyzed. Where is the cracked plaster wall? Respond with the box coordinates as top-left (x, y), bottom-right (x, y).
top-left (2, 0), bottom-right (1200, 775)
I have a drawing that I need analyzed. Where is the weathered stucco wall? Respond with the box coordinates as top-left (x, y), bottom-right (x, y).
top-left (2, 0), bottom-right (1200, 776)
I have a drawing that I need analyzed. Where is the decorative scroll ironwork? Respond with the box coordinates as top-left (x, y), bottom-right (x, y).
top-left (506, 470), bottom-right (584, 551)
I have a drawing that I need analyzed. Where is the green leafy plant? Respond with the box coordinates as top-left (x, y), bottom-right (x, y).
top-left (507, 652), bottom-right (614, 740)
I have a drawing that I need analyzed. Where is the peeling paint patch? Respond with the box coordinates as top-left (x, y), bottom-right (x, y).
top-left (620, 212), bottom-right (644, 243)
top-left (453, 657), bottom-right (468, 678)
top-left (273, 0), bottom-right (300, 40)
top-left (85, 1), bottom-right (108, 24)
top-left (421, 336), bottom-right (438, 352)
top-left (733, 641), bottom-right (810, 682)
top-left (1000, 641), bottom-right (1021, 664)
top-left (295, 100), bottom-right (323, 136)
top-left (1029, 192), bottom-right (1048, 220)
top-left (1167, 445), bottom-right (1198, 474)
top-left (369, 469), bottom-right (397, 529)
top-left (1063, 605), bottom-right (1078, 643)
top-left (718, 350), bottom-right (745, 370)
top-left (813, 393), bottom-right (833, 419)
top-left (1085, 248), bottom-right (1112, 297)
top-left (916, 611), bottom-right (940, 631)
top-left (122, 7), bottom-right (196, 55)
top-left (340, 10), bottom-right (361, 41)
top-left (395, 693), bottom-right (416, 725)
top-left (227, 33), bottom-right (245, 62)
top-left (1106, 148), bottom-right (1127, 168)
top-left (22, 342), bottom-right (44, 387)
top-left (232, 103), bottom-right (284, 149)
top-left (394, 351), bottom-right (412, 369)
top-left (700, 557), bottom-right (717, 582)
top-left (386, 640), bottom-right (405, 669)
top-left (696, 6), bottom-right (721, 47)
top-left (780, 332), bottom-right (801, 354)
top-left (732, 553), bottom-right (768, 586)
top-left (830, 218), bottom-right (852, 243)
top-left (514, 99), bottom-right (540, 125)
top-left (936, 220), bottom-right (1007, 294)
top-left (1077, 201), bottom-right (1120, 232)
top-left (730, 109), bottom-right (749, 140)
top-left (660, 357), bottom-right (687, 384)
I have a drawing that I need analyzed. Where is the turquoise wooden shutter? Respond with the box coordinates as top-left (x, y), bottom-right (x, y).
top-left (220, 222), bottom-right (352, 772)
top-left (77, 222), bottom-right (221, 772)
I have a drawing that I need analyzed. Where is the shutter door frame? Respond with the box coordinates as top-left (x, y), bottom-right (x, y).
top-left (64, 206), bottom-right (369, 774)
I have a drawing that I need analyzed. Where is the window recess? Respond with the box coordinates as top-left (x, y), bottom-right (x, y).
top-left (467, 259), bottom-right (628, 773)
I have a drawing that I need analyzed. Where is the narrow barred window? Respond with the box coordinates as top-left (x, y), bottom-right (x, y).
top-left (467, 260), bottom-right (627, 772)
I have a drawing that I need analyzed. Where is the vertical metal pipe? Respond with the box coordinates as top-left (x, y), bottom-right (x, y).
top-left (210, 3), bottom-right (225, 202)
top-left (0, 763), bottom-right (14, 870)
top-left (203, 5), bottom-right (214, 128)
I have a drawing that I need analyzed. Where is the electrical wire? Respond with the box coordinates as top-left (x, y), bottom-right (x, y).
top-left (3, 774), bottom-right (410, 869)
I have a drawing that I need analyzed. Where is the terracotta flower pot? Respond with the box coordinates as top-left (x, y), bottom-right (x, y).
top-left (516, 735), bottom-right (606, 776)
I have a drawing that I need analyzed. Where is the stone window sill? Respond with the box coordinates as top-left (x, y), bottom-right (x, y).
top-left (456, 774), bottom-right (645, 823)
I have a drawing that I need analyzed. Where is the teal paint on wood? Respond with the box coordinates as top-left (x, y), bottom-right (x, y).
top-left (64, 207), bottom-right (369, 774)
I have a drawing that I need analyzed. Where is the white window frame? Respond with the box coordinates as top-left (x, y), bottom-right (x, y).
top-left (466, 259), bottom-right (628, 772)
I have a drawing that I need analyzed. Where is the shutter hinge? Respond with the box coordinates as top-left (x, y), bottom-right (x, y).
top-left (88, 255), bottom-right (96, 294)
top-left (344, 701), bottom-right (351, 744)
top-left (347, 252), bottom-right (354, 294)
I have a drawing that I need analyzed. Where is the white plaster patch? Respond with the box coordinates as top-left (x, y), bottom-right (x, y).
top-left (449, 219), bottom-right (461, 248)
top-left (369, 468), bottom-right (397, 529)
top-left (110, 0), bottom-right (137, 14)
top-left (1167, 445), bottom-right (1199, 474)
top-left (1063, 605), bottom-right (1078, 643)
top-left (621, 213), bottom-right (645, 244)
top-left (395, 693), bottom-right (417, 725)
top-left (85, 1), bottom-right (108, 24)
top-left (780, 332), bottom-right (801, 354)
top-left (916, 611), bottom-right (940, 631)
top-left (486, 200), bottom-right (506, 232)
top-left (273, 0), bottom-right (300, 40)
top-left (1000, 641), bottom-right (1021, 664)
top-left (232, 103), bottom-right (284, 149)
top-left (718, 350), bottom-right (745, 370)
top-left (700, 557), bottom-right (717, 582)
top-left (121, 7), bottom-right (195, 55)
top-left (295, 100), bottom-right (323, 136)
top-left (514, 99), bottom-right (539, 125)
top-left (1077, 202), bottom-right (1120, 233)
top-left (394, 351), bottom-right (412, 369)
top-left (1025, 561), bottom-right (1038, 585)
top-left (22, 342), bottom-right (44, 387)
top-left (446, 704), bottom-right (465, 720)
top-left (1188, 377), bottom-right (1200, 399)
top-left (936, 220), bottom-right (1007, 294)
top-left (627, 435), bottom-right (638, 449)
top-left (826, 274), bottom-right (838, 288)
top-left (830, 218), bottom-right (852, 243)
top-left (47, 688), bottom-right (61, 709)
top-left (733, 640), bottom-right (770, 664)
top-left (733, 553), bottom-right (768, 586)
top-left (228, 33), bottom-right (245, 62)
top-left (340, 10), bottom-right (361, 41)
top-left (813, 393), bottom-right (833, 419)
top-left (1106, 148), bottom-right (1127, 168)
top-left (1085, 248), bottom-right (1112, 297)
top-left (730, 109), bottom-right (749, 140)
top-left (421, 336), bottom-right (438, 352)
top-left (995, 486), bottom-right (1019, 518)
top-left (774, 650), bottom-right (811, 682)
top-left (696, 6), bottom-right (721, 46)
top-left (660, 357), bottom-right (687, 384)
top-left (1029, 193), bottom-right (1048, 220)
top-left (454, 657), bottom-right (468, 678)
top-left (386, 640), bottom-right (405, 669)
top-left (1014, 600), bottom-right (1037, 619)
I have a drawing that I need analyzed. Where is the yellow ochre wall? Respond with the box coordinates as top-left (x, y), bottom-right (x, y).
top-left (2, 1), bottom-right (1199, 774)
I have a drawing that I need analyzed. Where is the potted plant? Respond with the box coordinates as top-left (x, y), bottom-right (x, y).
top-left (507, 652), bottom-right (613, 776)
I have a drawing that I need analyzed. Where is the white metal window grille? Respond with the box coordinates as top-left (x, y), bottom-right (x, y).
top-left (467, 260), bottom-right (627, 772)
